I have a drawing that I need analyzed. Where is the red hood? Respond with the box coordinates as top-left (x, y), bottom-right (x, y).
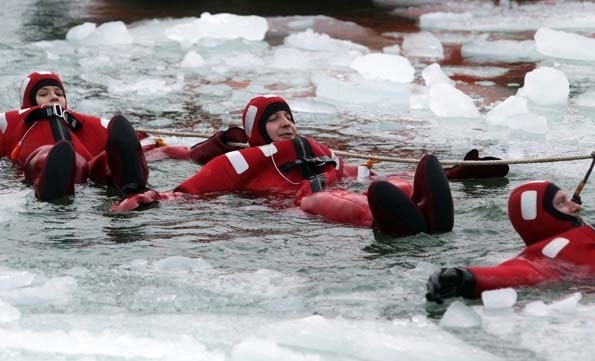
top-left (242, 95), bottom-right (293, 146)
top-left (20, 71), bottom-right (66, 109)
top-left (508, 181), bottom-right (581, 246)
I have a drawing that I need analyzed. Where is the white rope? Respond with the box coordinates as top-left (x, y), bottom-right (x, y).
top-left (136, 128), bottom-right (595, 166)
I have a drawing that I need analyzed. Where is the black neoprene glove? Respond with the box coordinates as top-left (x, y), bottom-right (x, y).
top-left (443, 149), bottom-right (509, 180)
top-left (425, 267), bottom-right (476, 304)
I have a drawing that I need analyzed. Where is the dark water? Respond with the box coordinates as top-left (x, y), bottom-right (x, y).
top-left (90, 0), bottom-right (378, 19)
top-left (24, 0), bottom-right (392, 39)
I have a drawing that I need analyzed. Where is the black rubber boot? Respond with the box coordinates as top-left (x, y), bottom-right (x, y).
top-left (411, 154), bottom-right (454, 233)
top-left (106, 115), bottom-right (149, 196)
top-left (24, 141), bottom-right (76, 202)
top-left (367, 180), bottom-right (428, 237)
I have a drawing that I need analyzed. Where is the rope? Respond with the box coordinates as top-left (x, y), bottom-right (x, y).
top-left (136, 127), bottom-right (594, 167)
top-left (137, 128), bottom-right (212, 138)
top-left (333, 150), bottom-right (595, 166)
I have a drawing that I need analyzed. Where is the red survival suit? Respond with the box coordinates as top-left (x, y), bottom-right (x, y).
top-left (0, 72), bottom-right (115, 183)
top-left (468, 181), bottom-right (592, 296)
top-left (176, 136), bottom-right (340, 197)
top-left (173, 135), bottom-right (409, 227)
top-left (0, 72), bottom-right (156, 186)
top-left (116, 94), bottom-right (452, 238)
top-left (0, 71), bottom-right (151, 201)
top-left (0, 105), bottom-right (110, 179)
top-left (173, 94), bottom-right (415, 228)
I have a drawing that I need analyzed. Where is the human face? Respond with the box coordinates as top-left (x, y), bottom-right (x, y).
top-left (265, 110), bottom-right (297, 142)
top-left (35, 86), bottom-right (66, 108)
top-left (552, 190), bottom-right (581, 216)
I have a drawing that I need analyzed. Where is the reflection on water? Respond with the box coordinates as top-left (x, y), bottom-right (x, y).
top-left (457, 177), bottom-right (511, 196)
top-left (22, 0), bottom-right (92, 41)
top-left (364, 231), bottom-right (444, 258)
top-left (87, 0), bottom-right (376, 22)
top-left (104, 215), bottom-right (148, 244)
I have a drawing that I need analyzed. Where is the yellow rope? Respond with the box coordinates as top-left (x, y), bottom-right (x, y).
top-left (136, 127), bottom-right (595, 166)
top-left (154, 138), bottom-right (168, 147)
top-left (364, 158), bottom-right (382, 169)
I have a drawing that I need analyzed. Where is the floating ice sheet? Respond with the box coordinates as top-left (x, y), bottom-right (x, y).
top-left (66, 21), bottom-right (133, 45)
top-left (482, 288), bottom-right (517, 309)
top-left (402, 31), bottom-right (444, 60)
top-left (165, 13), bottom-right (268, 46)
top-left (535, 27), bottom-right (595, 61)
top-left (440, 301), bottom-right (482, 328)
top-left (428, 83), bottom-right (480, 118)
top-left (422, 63), bottom-right (455, 87)
top-left (462, 39), bottom-right (544, 63)
top-left (517, 67), bottom-right (569, 106)
top-left (350, 53), bottom-right (415, 83)
top-left (419, 2), bottom-right (595, 32)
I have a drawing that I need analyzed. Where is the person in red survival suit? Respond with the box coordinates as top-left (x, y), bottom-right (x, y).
top-left (117, 95), bottom-right (457, 237)
top-left (425, 180), bottom-right (588, 303)
top-left (155, 111), bottom-right (509, 181)
top-left (0, 71), bottom-right (151, 202)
